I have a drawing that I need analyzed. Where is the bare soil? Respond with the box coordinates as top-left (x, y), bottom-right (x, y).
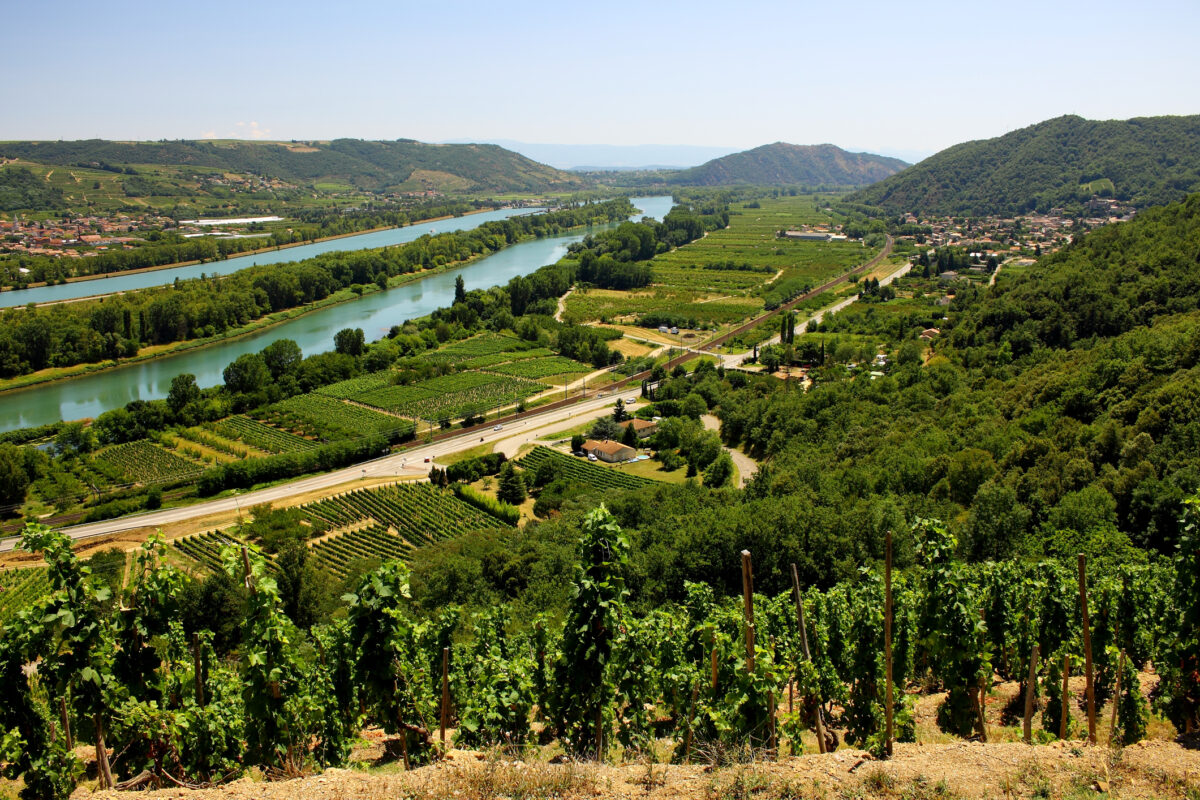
top-left (70, 739), bottom-right (1200, 800)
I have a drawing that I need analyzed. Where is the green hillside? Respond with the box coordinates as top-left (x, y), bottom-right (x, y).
top-left (0, 167), bottom-right (66, 212)
top-left (849, 114), bottom-right (1200, 216)
top-left (0, 138), bottom-right (588, 195)
top-left (667, 142), bottom-right (907, 186)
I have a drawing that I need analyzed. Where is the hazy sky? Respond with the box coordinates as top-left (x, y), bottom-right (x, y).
top-left (4, 0), bottom-right (1197, 160)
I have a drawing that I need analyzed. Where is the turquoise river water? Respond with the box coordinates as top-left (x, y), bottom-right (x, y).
top-left (0, 197), bottom-right (673, 432)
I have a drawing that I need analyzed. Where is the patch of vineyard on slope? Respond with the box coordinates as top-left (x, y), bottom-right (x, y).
top-left (0, 567), bottom-right (49, 624)
top-left (299, 482), bottom-right (512, 577)
top-left (516, 446), bottom-right (657, 490)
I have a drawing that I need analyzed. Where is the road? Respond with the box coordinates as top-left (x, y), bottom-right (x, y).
top-left (0, 392), bottom-right (628, 553)
top-left (0, 236), bottom-right (895, 553)
top-left (700, 414), bottom-right (758, 487)
top-left (724, 257), bottom-right (912, 364)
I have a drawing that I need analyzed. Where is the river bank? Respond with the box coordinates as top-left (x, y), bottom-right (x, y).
top-left (0, 219), bottom-right (576, 396)
top-left (0, 206), bottom-right (505, 297)
top-left (0, 197), bottom-right (672, 431)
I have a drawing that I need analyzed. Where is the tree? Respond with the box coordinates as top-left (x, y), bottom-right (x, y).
top-left (550, 505), bottom-right (629, 756)
top-left (261, 339), bottom-right (302, 379)
top-left (454, 274), bottom-right (466, 304)
top-left (589, 417), bottom-right (621, 441)
top-left (761, 345), bottom-right (782, 372)
top-left (0, 443), bottom-right (31, 506)
top-left (681, 392), bottom-right (707, 420)
top-left (570, 434), bottom-right (586, 453)
top-left (333, 328), bottom-right (365, 357)
top-left (167, 373), bottom-right (201, 414)
top-left (620, 422), bottom-right (638, 447)
top-left (275, 541), bottom-right (331, 630)
top-left (703, 451), bottom-right (734, 488)
top-left (223, 353), bottom-right (271, 396)
top-left (53, 421), bottom-right (95, 457)
top-left (497, 462), bottom-right (526, 505)
top-left (612, 398), bottom-right (627, 422)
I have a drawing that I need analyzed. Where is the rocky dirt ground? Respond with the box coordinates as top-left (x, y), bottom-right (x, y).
top-left (44, 658), bottom-right (1200, 799)
top-left (71, 738), bottom-right (1199, 800)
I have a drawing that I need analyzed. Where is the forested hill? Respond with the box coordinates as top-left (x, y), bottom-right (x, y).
top-left (849, 114), bottom-right (1200, 216)
top-left (667, 142), bottom-right (907, 186)
top-left (706, 193), bottom-right (1200, 592)
top-left (0, 138), bottom-right (588, 194)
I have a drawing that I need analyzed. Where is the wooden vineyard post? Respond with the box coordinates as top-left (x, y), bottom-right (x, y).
top-left (768, 689), bottom-right (777, 760)
top-left (790, 563), bottom-right (827, 754)
top-left (595, 704), bottom-right (604, 761)
top-left (59, 697), bottom-right (72, 751)
top-left (95, 713), bottom-right (114, 789)
top-left (192, 633), bottom-right (205, 708)
top-left (241, 545), bottom-right (256, 593)
top-left (710, 631), bottom-right (719, 690)
top-left (741, 550), bottom-right (755, 670)
top-left (1023, 644), bottom-right (1040, 744)
top-left (884, 529), bottom-right (894, 759)
top-left (1078, 554), bottom-right (1097, 743)
top-left (1109, 650), bottom-right (1126, 746)
top-left (440, 647), bottom-right (450, 747)
top-left (746, 624), bottom-right (756, 673)
top-left (1060, 655), bottom-right (1072, 739)
top-left (683, 684), bottom-right (699, 764)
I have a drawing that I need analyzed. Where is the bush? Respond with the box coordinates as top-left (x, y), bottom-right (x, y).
top-left (452, 483), bottom-right (520, 525)
top-left (446, 452), bottom-right (507, 483)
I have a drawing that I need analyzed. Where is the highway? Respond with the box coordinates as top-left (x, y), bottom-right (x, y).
top-left (0, 393), bottom-right (626, 553)
top-left (0, 235), bottom-right (900, 554)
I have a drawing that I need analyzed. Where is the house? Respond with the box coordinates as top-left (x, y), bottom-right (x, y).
top-left (581, 439), bottom-right (636, 463)
top-left (621, 418), bottom-right (657, 440)
top-left (920, 328), bottom-right (941, 341)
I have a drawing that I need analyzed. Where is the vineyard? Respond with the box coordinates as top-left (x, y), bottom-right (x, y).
top-left (206, 416), bottom-right (318, 454)
top-left (299, 481), bottom-right (511, 552)
top-left (491, 355), bottom-right (593, 380)
top-left (516, 446), bottom-right (658, 490)
top-left (93, 440), bottom-right (204, 484)
top-left (172, 529), bottom-right (248, 573)
top-left (310, 524), bottom-right (407, 578)
top-left (457, 346), bottom-right (556, 370)
top-left (255, 394), bottom-right (415, 441)
top-left (1, 501), bottom-right (1198, 798)
top-left (0, 567), bottom-right (48, 624)
top-left (425, 332), bottom-right (532, 363)
top-left (355, 371), bottom-right (543, 420)
top-left (314, 371), bottom-right (395, 400)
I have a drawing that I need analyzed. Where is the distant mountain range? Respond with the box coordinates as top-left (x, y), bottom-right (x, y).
top-left (849, 114), bottom-right (1200, 216)
top-left (666, 143), bottom-right (908, 186)
top-left (0, 138), bottom-right (586, 194)
top-left (446, 140), bottom-right (742, 171)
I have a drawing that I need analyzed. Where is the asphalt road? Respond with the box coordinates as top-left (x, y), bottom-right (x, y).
top-left (0, 392), bottom-right (627, 552)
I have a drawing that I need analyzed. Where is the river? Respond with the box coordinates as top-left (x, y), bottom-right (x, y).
top-left (0, 196), bottom-right (673, 432)
top-left (0, 207), bottom-right (544, 309)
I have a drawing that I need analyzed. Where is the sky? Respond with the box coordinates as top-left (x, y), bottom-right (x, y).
top-left (3, 0), bottom-right (1198, 162)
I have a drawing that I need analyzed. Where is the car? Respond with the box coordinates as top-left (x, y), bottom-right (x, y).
top-left (587, 453), bottom-right (598, 462)
top-left (573, 450), bottom-right (586, 457)
top-left (626, 397), bottom-right (637, 404)
top-left (493, 424), bottom-right (503, 431)
top-left (423, 457), bottom-right (431, 463)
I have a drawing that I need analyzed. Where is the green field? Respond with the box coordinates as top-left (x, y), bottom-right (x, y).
top-left (94, 440), bottom-right (204, 484)
top-left (300, 482), bottom-right (513, 577)
top-left (515, 446), bottom-right (658, 490)
top-left (255, 394), bottom-right (414, 441)
top-left (356, 372), bottom-right (544, 420)
top-left (564, 195), bottom-right (878, 329)
top-left (0, 567), bottom-right (49, 624)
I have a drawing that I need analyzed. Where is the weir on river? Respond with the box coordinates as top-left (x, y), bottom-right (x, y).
top-left (0, 197), bottom-right (673, 432)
